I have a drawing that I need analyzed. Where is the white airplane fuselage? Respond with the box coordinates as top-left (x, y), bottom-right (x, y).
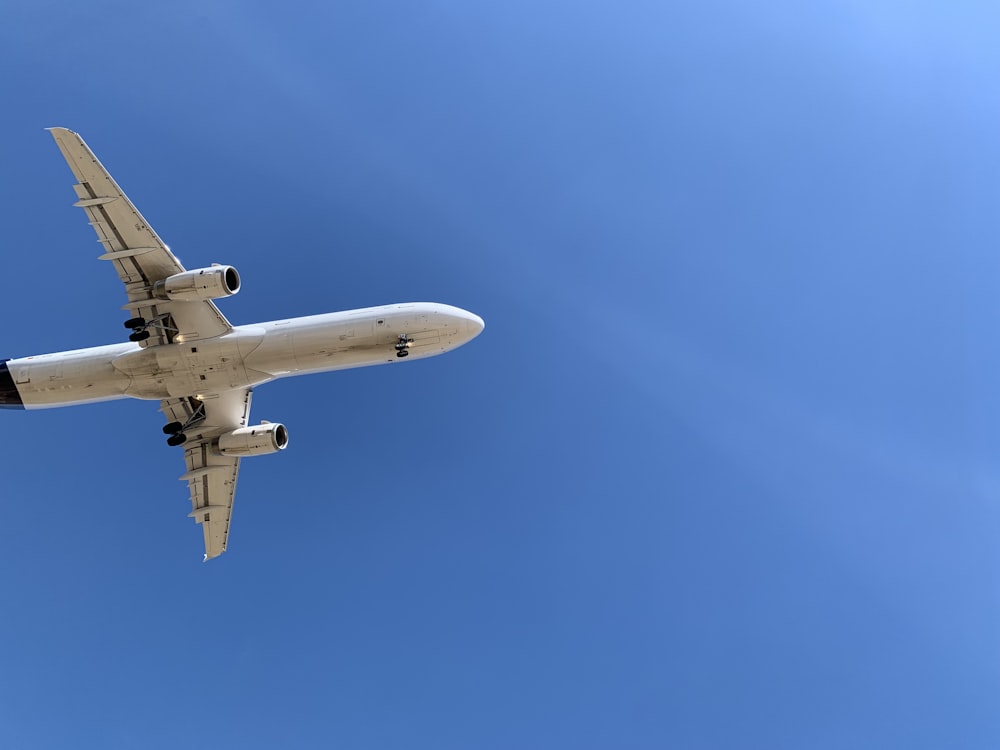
top-left (1, 302), bottom-right (484, 410)
top-left (9, 126), bottom-right (486, 560)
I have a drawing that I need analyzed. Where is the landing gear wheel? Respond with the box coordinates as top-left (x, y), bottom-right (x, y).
top-left (163, 421), bottom-right (184, 435)
top-left (396, 350), bottom-right (409, 358)
top-left (129, 330), bottom-right (151, 342)
top-left (166, 433), bottom-right (187, 447)
top-left (124, 317), bottom-right (146, 329)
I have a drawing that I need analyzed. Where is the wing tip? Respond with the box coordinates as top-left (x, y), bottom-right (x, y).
top-left (45, 127), bottom-right (77, 144)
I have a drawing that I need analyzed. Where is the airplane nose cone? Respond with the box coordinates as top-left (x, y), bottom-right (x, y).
top-left (467, 312), bottom-right (485, 337)
top-left (438, 305), bottom-right (484, 345)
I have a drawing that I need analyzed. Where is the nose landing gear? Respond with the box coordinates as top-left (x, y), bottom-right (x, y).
top-left (395, 335), bottom-right (412, 358)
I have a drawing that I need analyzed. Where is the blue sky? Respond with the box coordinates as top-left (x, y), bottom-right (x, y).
top-left (2, 1), bottom-right (1000, 747)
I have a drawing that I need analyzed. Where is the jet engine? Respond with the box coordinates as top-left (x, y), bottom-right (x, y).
top-left (153, 265), bottom-right (241, 302)
top-left (217, 422), bottom-right (288, 456)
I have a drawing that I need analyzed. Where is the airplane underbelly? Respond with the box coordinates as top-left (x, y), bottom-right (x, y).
top-left (11, 350), bottom-right (131, 408)
top-left (113, 337), bottom-right (261, 399)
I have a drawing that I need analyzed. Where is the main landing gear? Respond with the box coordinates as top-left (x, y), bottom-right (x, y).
top-left (124, 314), bottom-right (177, 343)
top-left (163, 421), bottom-right (187, 447)
top-left (395, 334), bottom-right (412, 358)
top-left (163, 401), bottom-right (207, 447)
top-left (125, 317), bottom-right (150, 342)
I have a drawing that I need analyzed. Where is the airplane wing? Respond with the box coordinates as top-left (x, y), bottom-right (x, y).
top-left (48, 127), bottom-right (233, 346)
top-left (162, 388), bottom-right (253, 560)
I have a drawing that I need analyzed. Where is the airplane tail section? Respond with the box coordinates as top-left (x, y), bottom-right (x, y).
top-left (0, 360), bottom-right (24, 409)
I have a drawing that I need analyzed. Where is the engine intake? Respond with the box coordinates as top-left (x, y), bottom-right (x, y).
top-left (217, 422), bottom-right (288, 456)
top-left (153, 266), bottom-right (240, 302)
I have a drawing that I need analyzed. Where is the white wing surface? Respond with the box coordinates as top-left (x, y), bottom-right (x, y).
top-left (48, 127), bottom-right (232, 345)
top-left (161, 389), bottom-right (253, 560)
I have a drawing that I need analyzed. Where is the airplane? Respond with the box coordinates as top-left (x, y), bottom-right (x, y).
top-left (0, 128), bottom-right (485, 560)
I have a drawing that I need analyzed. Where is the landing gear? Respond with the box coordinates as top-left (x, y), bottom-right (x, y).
top-left (126, 315), bottom-right (149, 343)
top-left (395, 334), bottom-right (412, 358)
top-left (125, 313), bottom-right (177, 344)
top-left (126, 315), bottom-right (147, 343)
top-left (164, 400), bottom-right (206, 447)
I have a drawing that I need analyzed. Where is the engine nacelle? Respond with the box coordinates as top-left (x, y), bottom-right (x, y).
top-left (152, 266), bottom-right (240, 302)
top-left (217, 422), bottom-right (288, 456)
